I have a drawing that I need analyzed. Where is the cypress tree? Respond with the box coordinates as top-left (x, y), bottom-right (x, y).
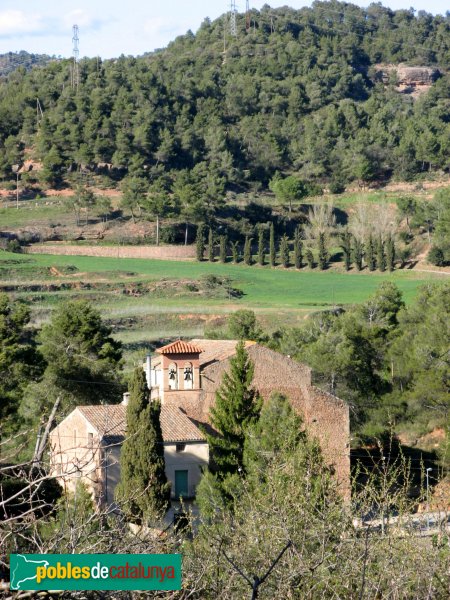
top-left (377, 237), bottom-right (386, 272)
top-left (207, 227), bottom-right (214, 262)
top-left (231, 241), bottom-right (240, 264)
top-left (269, 223), bottom-right (276, 267)
top-left (294, 226), bottom-right (303, 269)
top-left (243, 236), bottom-right (253, 265)
top-left (306, 248), bottom-right (314, 269)
top-left (280, 234), bottom-right (290, 268)
top-left (116, 368), bottom-right (170, 520)
top-left (317, 232), bottom-right (329, 270)
top-left (206, 341), bottom-right (261, 478)
top-left (353, 238), bottom-right (364, 271)
top-left (257, 228), bottom-right (265, 266)
top-left (366, 234), bottom-right (376, 271)
top-left (386, 235), bottom-right (395, 271)
top-left (196, 224), bottom-right (205, 262)
top-left (219, 235), bottom-right (227, 263)
top-left (340, 230), bottom-right (352, 271)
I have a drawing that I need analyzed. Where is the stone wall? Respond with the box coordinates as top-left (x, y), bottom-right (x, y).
top-left (197, 345), bottom-right (350, 498)
top-left (26, 243), bottom-right (197, 260)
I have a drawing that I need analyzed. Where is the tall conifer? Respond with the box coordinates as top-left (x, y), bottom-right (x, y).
top-left (340, 230), bottom-right (352, 271)
top-left (257, 228), bottom-right (265, 266)
top-left (219, 235), bottom-right (227, 263)
top-left (206, 341), bottom-right (261, 478)
top-left (366, 235), bottom-right (376, 271)
top-left (269, 223), bottom-right (276, 267)
top-left (116, 369), bottom-right (170, 520)
top-left (318, 232), bottom-right (329, 270)
top-left (243, 236), bottom-right (253, 265)
top-left (207, 227), bottom-right (214, 262)
top-left (353, 239), bottom-right (364, 271)
top-left (280, 234), bottom-right (290, 268)
top-left (196, 224), bottom-right (205, 262)
top-left (386, 235), bottom-right (395, 271)
top-left (377, 237), bottom-right (386, 272)
top-left (294, 226), bottom-right (303, 269)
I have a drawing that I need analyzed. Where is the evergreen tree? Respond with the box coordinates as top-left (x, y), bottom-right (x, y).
top-left (353, 239), bottom-right (364, 271)
top-left (306, 249), bottom-right (314, 269)
top-left (294, 226), bottom-right (303, 269)
top-left (116, 368), bottom-right (170, 520)
top-left (340, 230), bottom-right (352, 271)
top-left (377, 237), bottom-right (386, 272)
top-left (231, 241), bottom-right (240, 264)
top-left (196, 224), bottom-right (205, 262)
top-left (244, 393), bottom-right (304, 479)
top-left (366, 235), bottom-right (376, 271)
top-left (280, 234), bottom-right (290, 268)
top-left (207, 227), bottom-right (214, 262)
top-left (318, 233), bottom-right (329, 270)
top-left (206, 341), bottom-right (261, 479)
top-left (243, 236), bottom-right (253, 266)
top-left (219, 235), bottom-right (227, 263)
top-left (257, 228), bottom-right (265, 266)
top-left (386, 235), bottom-right (395, 271)
top-left (269, 223), bottom-right (276, 267)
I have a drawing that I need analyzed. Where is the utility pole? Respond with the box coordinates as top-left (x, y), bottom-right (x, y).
top-left (230, 1), bottom-right (237, 37)
top-left (71, 24), bottom-right (80, 90)
top-left (246, 0), bottom-right (251, 31)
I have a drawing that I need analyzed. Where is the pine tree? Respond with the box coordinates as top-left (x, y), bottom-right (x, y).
top-left (280, 234), bottom-right (290, 268)
top-left (206, 341), bottom-right (261, 478)
top-left (294, 226), bottom-right (303, 269)
top-left (196, 224), bottom-right (205, 262)
top-left (366, 235), bottom-right (376, 271)
top-left (243, 236), bottom-right (253, 265)
top-left (377, 236), bottom-right (386, 272)
top-left (340, 230), bottom-right (352, 271)
top-left (317, 232), bottom-right (329, 270)
top-left (207, 227), bottom-right (214, 262)
top-left (386, 235), bottom-right (395, 271)
top-left (352, 239), bottom-right (364, 271)
top-left (219, 235), bottom-right (227, 263)
top-left (116, 368), bottom-right (170, 520)
top-left (257, 228), bottom-right (265, 266)
top-left (231, 241), bottom-right (240, 264)
top-left (306, 248), bottom-right (314, 269)
top-left (269, 222), bottom-right (276, 267)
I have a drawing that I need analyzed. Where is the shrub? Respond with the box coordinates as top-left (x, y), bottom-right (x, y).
top-left (427, 246), bottom-right (445, 267)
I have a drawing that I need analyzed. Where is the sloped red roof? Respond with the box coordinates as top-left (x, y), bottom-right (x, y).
top-left (156, 340), bottom-right (203, 355)
top-left (77, 404), bottom-right (205, 443)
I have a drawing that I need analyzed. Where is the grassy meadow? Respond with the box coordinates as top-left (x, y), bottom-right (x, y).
top-left (0, 249), bottom-right (444, 369)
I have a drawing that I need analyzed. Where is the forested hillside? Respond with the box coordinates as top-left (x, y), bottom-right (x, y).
top-left (0, 51), bottom-right (54, 77)
top-left (0, 1), bottom-right (449, 194)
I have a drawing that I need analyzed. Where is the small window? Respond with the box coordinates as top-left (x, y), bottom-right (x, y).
top-left (88, 433), bottom-right (93, 449)
top-left (176, 443), bottom-right (186, 453)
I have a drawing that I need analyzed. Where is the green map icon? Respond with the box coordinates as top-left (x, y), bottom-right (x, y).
top-left (10, 555), bottom-right (49, 590)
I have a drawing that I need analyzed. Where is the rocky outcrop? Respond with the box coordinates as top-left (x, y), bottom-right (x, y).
top-left (373, 64), bottom-right (441, 97)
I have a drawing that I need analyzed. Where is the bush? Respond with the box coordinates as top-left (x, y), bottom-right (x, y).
top-left (329, 180), bottom-right (346, 194)
top-left (427, 246), bottom-right (445, 267)
top-left (6, 239), bottom-right (22, 253)
top-left (159, 225), bottom-right (177, 244)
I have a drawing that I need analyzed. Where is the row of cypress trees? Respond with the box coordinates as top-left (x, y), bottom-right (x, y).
top-left (196, 224), bottom-right (397, 271)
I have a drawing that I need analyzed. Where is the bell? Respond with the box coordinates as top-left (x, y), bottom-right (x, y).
top-left (184, 368), bottom-right (192, 381)
top-left (169, 369), bottom-right (176, 380)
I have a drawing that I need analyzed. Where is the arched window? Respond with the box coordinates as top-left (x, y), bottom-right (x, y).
top-left (184, 362), bottom-right (193, 390)
top-left (168, 362), bottom-right (178, 390)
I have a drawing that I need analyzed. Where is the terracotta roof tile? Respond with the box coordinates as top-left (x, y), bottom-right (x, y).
top-left (156, 340), bottom-right (204, 355)
top-left (190, 339), bottom-right (256, 367)
top-left (77, 404), bottom-right (205, 443)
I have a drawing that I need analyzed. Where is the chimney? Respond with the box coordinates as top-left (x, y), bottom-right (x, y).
top-left (121, 392), bottom-right (130, 406)
top-left (144, 354), bottom-right (151, 389)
